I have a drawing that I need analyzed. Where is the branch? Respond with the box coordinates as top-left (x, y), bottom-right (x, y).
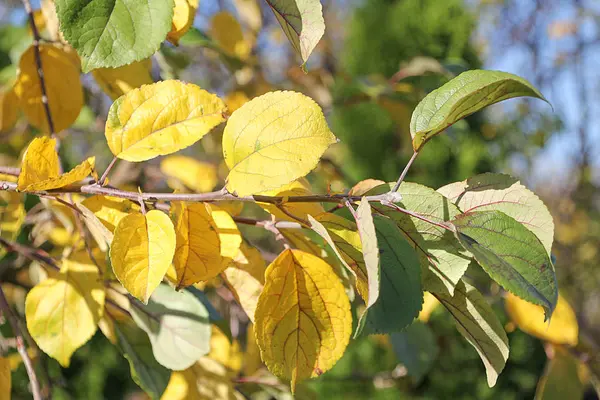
top-left (21, 0), bottom-right (56, 136)
top-left (391, 151), bottom-right (419, 192)
top-left (0, 286), bottom-right (42, 400)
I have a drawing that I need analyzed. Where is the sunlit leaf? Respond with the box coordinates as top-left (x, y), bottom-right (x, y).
top-left (130, 284), bottom-right (211, 371)
top-left (391, 321), bottom-right (439, 384)
top-left (435, 280), bottom-right (509, 387)
top-left (92, 59), bottom-right (154, 100)
top-left (105, 80), bottom-right (226, 162)
top-left (266, 0), bottom-right (325, 64)
top-left (411, 70), bottom-right (548, 150)
top-left (160, 155), bottom-right (218, 193)
top-left (26, 250), bottom-right (105, 367)
top-left (205, 203), bottom-right (242, 260)
top-left (13, 43), bottom-right (82, 132)
top-left (168, 0), bottom-right (199, 45)
top-left (255, 249), bottom-right (351, 391)
top-left (258, 178), bottom-right (325, 222)
top-left (110, 210), bottom-right (176, 303)
top-left (80, 195), bottom-right (139, 233)
top-left (208, 326), bottom-right (242, 373)
top-left (223, 91), bottom-right (336, 196)
top-left (505, 292), bottom-right (578, 346)
top-left (0, 88), bottom-right (18, 132)
top-left (55, 0), bottom-right (174, 71)
top-left (418, 292), bottom-right (440, 322)
top-left (453, 210), bottom-right (558, 318)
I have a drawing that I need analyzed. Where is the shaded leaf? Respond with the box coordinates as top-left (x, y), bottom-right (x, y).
top-left (160, 155), bottom-right (218, 193)
top-left (210, 11), bottom-right (250, 60)
top-left (168, 0), bottom-right (199, 45)
top-left (391, 321), bottom-right (439, 384)
top-left (0, 357), bottom-right (10, 400)
top-left (410, 70), bottom-right (548, 150)
top-left (258, 178), bottom-right (325, 222)
top-left (0, 187), bottom-right (25, 258)
top-left (453, 210), bottom-right (558, 317)
top-left (92, 58), bottom-right (154, 100)
top-left (0, 88), bottom-right (18, 132)
top-left (535, 346), bottom-right (585, 400)
top-left (223, 91), bottom-right (336, 196)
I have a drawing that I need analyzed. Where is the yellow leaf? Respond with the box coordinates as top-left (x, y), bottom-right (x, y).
top-left (110, 210), bottom-right (176, 303)
top-left (13, 44), bottom-right (82, 133)
top-left (25, 250), bottom-right (105, 367)
top-left (92, 59), bottom-right (154, 100)
top-left (160, 357), bottom-right (241, 400)
top-left (0, 88), bottom-right (18, 132)
top-left (167, 0), bottom-right (199, 45)
top-left (160, 155), bottom-right (218, 193)
top-left (80, 195), bottom-right (139, 233)
top-left (224, 91), bottom-right (249, 113)
top-left (206, 203), bottom-right (242, 260)
top-left (210, 12), bottom-right (251, 60)
top-left (105, 80), bottom-right (226, 162)
top-left (17, 137), bottom-right (95, 192)
top-left (348, 179), bottom-right (385, 196)
top-left (0, 357), bottom-right (10, 400)
top-left (243, 324), bottom-right (263, 376)
top-left (418, 292), bottom-right (440, 322)
top-left (0, 190), bottom-right (25, 258)
top-left (223, 91), bottom-right (336, 196)
top-left (208, 326), bottom-right (242, 373)
top-left (172, 202), bottom-right (222, 288)
top-left (258, 178), bottom-right (324, 222)
top-left (255, 249), bottom-right (351, 391)
top-left (222, 243), bottom-right (265, 322)
top-left (505, 292), bottom-right (578, 346)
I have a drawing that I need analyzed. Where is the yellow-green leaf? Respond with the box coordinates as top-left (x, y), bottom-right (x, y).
top-left (0, 88), bottom-right (18, 132)
top-left (258, 178), bottom-right (324, 221)
top-left (168, 0), bottom-right (199, 45)
top-left (105, 80), bottom-right (226, 162)
top-left (92, 59), bottom-right (154, 100)
top-left (17, 137), bottom-right (95, 192)
top-left (13, 44), bottom-right (82, 133)
top-left (110, 210), bottom-right (176, 302)
top-left (254, 249), bottom-right (351, 391)
top-left (535, 346), bottom-right (585, 400)
top-left (160, 155), bottom-right (218, 193)
top-left (223, 91), bottom-right (337, 196)
top-left (25, 250), bottom-right (105, 367)
top-left (0, 357), bottom-right (10, 400)
top-left (505, 292), bottom-right (578, 346)
top-left (172, 202), bottom-right (222, 288)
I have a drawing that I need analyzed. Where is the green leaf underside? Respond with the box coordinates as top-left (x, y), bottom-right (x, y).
top-left (55, 0), bottom-right (174, 72)
top-left (438, 172), bottom-right (554, 253)
top-left (368, 182), bottom-right (471, 296)
top-left (130, 284), bottom-right (211, 371)
top-left (113, 320), bottom-right (170, 400)
top-left (355, 199), bottom-right (380, 309)
top-left (358, 215), bottom-right (422, 336)
top-left (452, 210), bottom-right (558, 318)
top-left (390, 321), bottom-right (439, 384)
top-left (435, 280), bottom-right (509, 387)
top-left (410, 70), bottom-right (548, 150)
top-left (265, 0), bottom-right (325, 64)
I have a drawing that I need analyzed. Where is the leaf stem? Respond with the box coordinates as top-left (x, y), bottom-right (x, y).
top-left (0, 286), bottom-right (42, 400)
top-left (391, 151), bottom-right (419, 192)
top-left (99, 156), bottom-right (118, 185)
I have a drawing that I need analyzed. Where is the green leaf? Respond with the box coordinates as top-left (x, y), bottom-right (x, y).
top-left (435, 281), bottom-right (509, 387)
top-left (535, 347), bottom-right (585, 400)
top-left (113, 320), bottom-right (170, 400)
top-left (410, 70), bottom-right (548, 150)
top-left (390, 321), bottom-right (439, 384)
top-left (265, 0), bottom-right (325, 65)
top-left (355, 199), bottom-right (380, 309)
top-left (438, 173), bottom-right (554, 253)
top-left (358, 214), bottom-right (422, 335)
top-left (368, 182), bottom-right (471, 296)
top-left (452, 210), bottom-right (558, 318)
top-left (55, 0), bottom-right (174, 72)
top-left (130, 284), bottom-right (211, 371)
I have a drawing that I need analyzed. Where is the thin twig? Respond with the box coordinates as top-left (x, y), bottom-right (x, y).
top-left (0, 286), bottom-right (42, 400)
top-left (99, 157), bottom-right (118, 185)
top-left (21, 0), bottom-right (56, 136)
top-left (391, 151), bottom-right (419, 192)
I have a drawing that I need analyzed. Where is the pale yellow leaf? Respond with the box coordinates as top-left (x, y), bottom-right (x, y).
top-left (255, 249), bottom-right (351, 391)
top-left (25, 250), bottom-right (105, 367)
top-left (92, 59), bottom-right (154, 100)
top-left (172, 202), bottom-right (222, 288)
top-left (80, 195), bottom-right (139, 233)
top-left (41, 0), bottom-right (61, 41)
top-left (258, 178), bottom-right (324, 222)
top-left (223, 91), bottom-right (336, 196)
top-left (105, 80), bottom-right (226, 162)
top-left (168, 0), bottom-right (199, 45)
top-left (17, 137), bottom-right (95, 192)
top-left (210, 12), bottom-right (251, 60)
top-left (222, 243), bottom-right (265, 322)
top-left (505, 292), bottom-right (578, 346)
top-left (160, 155), bottom-right (218, 193)
top-left (418, 292), bottom-right (440, 323)
top-left (160, 357), bottom-right (241, 400)
top-left (14, 44), bottom-right (82, 133)
top-left (0, 357), bottom-right (10, 400)
top-left (110, 210), bottom-right (176, 303)
top-left (0, 88), bottom-right (18, 132)
top-left (208, 326), bottom-right (242, 373)
top-left (205, 203), bottom-right (242, 260)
